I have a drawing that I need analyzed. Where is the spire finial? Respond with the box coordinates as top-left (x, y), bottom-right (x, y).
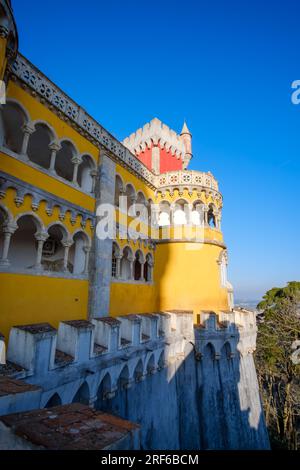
top-left (180, 120), bottom-right (191, 136)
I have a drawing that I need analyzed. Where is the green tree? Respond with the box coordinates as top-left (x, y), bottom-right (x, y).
top-left (255, 282), bottom-right (300, 449)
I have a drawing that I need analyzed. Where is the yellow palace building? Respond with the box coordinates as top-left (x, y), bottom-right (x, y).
top-left (0, 0), bottom-right (233, 340)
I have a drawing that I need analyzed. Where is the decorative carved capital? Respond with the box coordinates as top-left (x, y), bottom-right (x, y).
top-left (3, 222), bottom-right (17, 235)
top-left (35, 231), bottom-right (49, 242)
top-left (22, 122), bottom-right (35, 135)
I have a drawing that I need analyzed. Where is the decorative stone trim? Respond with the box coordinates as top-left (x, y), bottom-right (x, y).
top-left (0, 171), bottom-right (95, 228)
top-left (0, 146), bottom-right (96, 198)
top-left (0, 266), bottom-right (88, 280)
top-left (155, 170), bottom-right (220, 193)
top-left (11, 54), bottom-right (156, 189)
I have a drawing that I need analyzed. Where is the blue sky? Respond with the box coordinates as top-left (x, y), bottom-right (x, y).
top-left (12, 0), bottom-right (300, 301)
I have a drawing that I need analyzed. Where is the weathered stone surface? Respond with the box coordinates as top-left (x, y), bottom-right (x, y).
top-left (0, 403), bottom-right (140, 450)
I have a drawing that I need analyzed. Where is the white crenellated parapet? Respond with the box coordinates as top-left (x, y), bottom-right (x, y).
top-left (0, 308), bottom-right (259, 417)
top-left (123, 118), bottom-right (186, 159)
top-left (195, 309), bottom-right (258, 359)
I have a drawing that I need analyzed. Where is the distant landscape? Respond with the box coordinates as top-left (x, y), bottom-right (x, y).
top-left (235, 300), bottom-right (260, 311)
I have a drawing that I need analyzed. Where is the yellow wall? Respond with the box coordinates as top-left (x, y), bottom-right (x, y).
top-left (1, 152), bottom-right (95, 214)
top-left (110, 282), bottom-right (158, 316)
top-left (0, 36), bottom-right (7, 81)
top-left (154, 242), bottom-right (229, 322)
top-left (0, 273), bottom-right (88, 340)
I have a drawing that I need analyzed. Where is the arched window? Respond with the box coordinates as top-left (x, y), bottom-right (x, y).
top-left (0, 101), bottom-right (27, 153)
top-left (111, 242), bottom-right (120, 279)
top-left (9, 215), bottom-right (41, 269)
top-left (114, 175), bottom-right (124, 207)
top-left (148, 199), bottom-right (154, 224)
top-left (208, 204), bottom-right (216, 228)
top-left (72, 382), bottom-right (90, 405)
top-left (27, 123), bottom-right (53, 169)
top-left (42, 224), bottom-right (69, 272)
top-left (173, 199), bottom-right (188, 225)
top-left (77, 155), bottom-right (95, 193)
top-left (136, 192), bottom-right (147, 221)
top-left (158, 201), bottom-right (171, 226)
top-left (125, 184), bottom-right (136, 216)
top-left (68, 232), bottom-right (90, 275)
top-left (191, 200), bottom-right (204, 226)
top-left (55, 140), bottom-right (76, 182)
top-left (134, 250), bottom-right (144, 281)
top-left (144, 253), bottom-right (153, 282)
top-left (120, 246), bottom-right (133, 280)
top-left (44, 393), bottom-right (62, 409)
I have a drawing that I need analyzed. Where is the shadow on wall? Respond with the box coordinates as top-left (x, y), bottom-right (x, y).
top-left (65, 323), bottom-right (270, 450)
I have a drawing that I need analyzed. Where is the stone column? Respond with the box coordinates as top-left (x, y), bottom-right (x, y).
top-left (49, 141), bottom-right (61, 173)
top-left (88, 152), bottom-right (116, 318)
top-left (0, 222), bottom-right (17, 266)
top-left (129, 194), bottom-right (137, 217)
top-left (21, 122), bottom-right (35, 160)
top-left (140, 260), bottom-right (146, 281)
top-left (62, 240), bottom-right (73, 272)
top-left (83, 246), bottom-right (91, 275)
top-left (116, 254), bottom-right (122, 279)
top-left (129, 255), bottom-right (134, 280)
top-left (71, 156), bottom-right (82, 186)
top-left (90, 169), bottom-right (98, 194)
top-left (203, 205), bottom-right (209, 225)
top-left (34, 231), bottom-right (49, 270)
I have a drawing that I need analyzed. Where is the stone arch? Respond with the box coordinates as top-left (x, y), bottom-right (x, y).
top-left (136, 191), bottom-right (147, 220)
top-left (157, 350), bottom-right (165, 370)
top-left (114, 174), bottom-right (124, 207)
top-left (0, 99), bottom-right (29, 153)
top-left (221, 341), bottom-right (232, 360)
top-left (77, 154), bottom-right (96, 193)
top-left (208, 203), bottom-right (216, 228)
top-left (44, 392), bottom-right (62, 409)
top-left (72, 381), bottom-right (90, 405)
top-left (96, 372), bottom-right (112, 409)
top-left (158, 200), bottom-right (171, 226)
top-left (146, 353), bottom-right (155, 374)
top-left (9, 213), bottom-right (43, 269)
top-left (117, 365), bottom-right (130, 390)
top-left (42, 222), bottom-right (70, 272)
top-left (120, 245), bottom-right (133, 280)
top-left (55, 139), bottom-right (78, 182)
top-left (27, 121), bottom-right (56, 169)
top-left (69, 230), bottom-right (90, 275)
top-left (191, 199), bottom-right (204, 225)
top-left (125, 183), bottom-right (136, 216)
top-left (203, 342), bottom-right (216, 360)
top-left (173, 198), bottom-right (189, 225)
top-left (111, 241), bottom-right (121, 279)
top-left (133, 249), bottom-right (144, 281)
top-left (134, 358), bottom-right (144, 382)
top-left (144, 252), bottom-right (153, 282)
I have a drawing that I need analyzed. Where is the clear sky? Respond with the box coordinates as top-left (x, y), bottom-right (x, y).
top-left (11, 0), bottom-right (300, 301)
